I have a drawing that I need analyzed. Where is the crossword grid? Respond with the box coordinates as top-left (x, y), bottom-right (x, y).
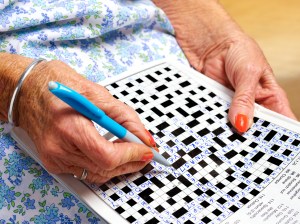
top-left (89, 63), bottom-right (300, 224)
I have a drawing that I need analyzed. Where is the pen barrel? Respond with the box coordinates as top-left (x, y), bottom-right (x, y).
top-left (97, 116), bottom-right (127, 139)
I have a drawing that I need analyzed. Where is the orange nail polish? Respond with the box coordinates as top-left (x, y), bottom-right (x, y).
top-left (153, 146), bottom-right (160, 152)
top-left (145, 129), bottom-right (156, 147)
top-left (235, 114), bottom-right (248, 133)
top-left (141, 152), bottom-right (154, 162)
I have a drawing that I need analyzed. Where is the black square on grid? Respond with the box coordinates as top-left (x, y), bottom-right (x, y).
top-left (136, 78), bottom-right (143, 83)
top-left (183, 195), bottom-right (193, 203)
top-left (199, 86), bottom-right (206, 91)
top-left (145, 218), bottom-right (159, 224)
top-left (238, 182), bottom-right (247, 189)
top-left (208, 92), bottom-right (216, 98)
top-left (271, 144), bottom-right (280, 151)
top-left (127, 216), bottom-right (136, 223)
top-left (192, 110), bottom-right (204, 118)
top-left (207, 118), bottom-right (214, 124)
top-left (189, 90), bottom-right (196, 95)
top-left (242, 171), bottom-right (251, 178)
top-left (173, 158), bottom-right (186, 169)
top-left (138, 208), bottom-right (147, 215)
top-left (249, 142), bottom-right (258, 148)
top-left (156, 84), bottom-right (168, 92)
top-left (200, 97), bottom-right (207, 102)
top-left (283, 149), bottom-right (292, 156)
top-left (199, 177), bottom-right (209, 185)
top-left (292, 139), bottom-right (300, 146)
top-left (253, 130), bottom-right (262, 137)
top-left (202, 217), bottom-right (212, 224)
top-left (254, 177), bottom-right (264, 184)
top-left (198, 128), bottom-right (210, 137)
top-left (216, 113), bottom-right (224, 119)
top-left (188, 167), bottom-right (197, 175)
top-left (235, 161), bottom-right (244, 168)
top-left (146, 116), bottom-right (154, 122)
top-left (155, 70), bottom-right (162, 75)
top-left (136, 89), bottom-right (143, 95)
top-left (155, 205), bottom-right (165, 212)
top-left (162, 152), bottom-right (170, 159)
top-left (194, 189), bottom-right (204, 196)
top-left (250, 189), bottom-right (260, 196)
top-left (240, 197), bottom-right (250, 204)
top-left (226, 175), bottom-right (235, 182)
top-left (141, 99), bottom-right (149, 105)
top-left (208, 146), bottom-right (217, 153)
top-left (156, 131), bottom-right (164, 138)
top-left (201, 201), bottom-right (210, 208)
top-left (166, 174), bottom-right (175, 182)
top-left (185, 221), bottom-right (194, 224)
top-left (216, 182), bottom-right (225, 189)
top-left (166, 93), bottom-right (173, 99)
top-left (166, 112), bottom-right (174, 118)
top-left (253, 117), bottom-right (259, 123)
top-left (110, 193), bottom-right (120, 201)
top-left (131, 98), bottom-right (138, 103)
top-left (213, 209), bottom-right (222, 216)
top-left (217, 197), bottom-right (226, 204)
top-left (126, 82), bottom-right (133, 87)
top-left (177, 150), bottom-right (186, 156)
top-left (240, 150), bottom-right (248, 157)
top-left (280, 135), bottom-right (289, 141)
top-left (199, 160), bottom-right (208, 168)
top-left (111, 83), bottom-right (119, 88)
top-left (174, 73), bottom-right (181, 78)
top-left (115, 206), bottom-right (125, 214)
top-left (151, 94), bottom-right (158, 100)
top-left (136, 108), bottom-right (144, 114)
top-left (175, 90), bottom-right (182, 95)
top-left (180, 81), bottom-right (191, 87)
top-left (228, 190), bottom-right (237, 197)
top-left (112, 94), bottom-right (119, 99)
top-left (146, 74), bottom-right (158, 83)
top-left (264, 168), bottom-right (273, 175)
top-left (121, 186), bottom-right (131, 194)
top-left (173, 207), bottom-right (188, 218)
top-left (213, 127), bottom-right (225, 136)
top-left (225, 168), bottom-right (235, 175)
top-left (121, 90), bottom-right (129, 96)
top-left (215, 102), bottom-right (222, 107)
top-left (99, 184), bottom-right (109, 192)
top-left (167, 198), bottom-right (176, 205)
top-left (261, 121), bottom-right (270, 127)
top-left (229, 205), bottom-right (239, 212)
top-left (205, 189), bottom-right (215, 197)
top-left (127, 199), bottom-right (136, 206)
top-left (165, 77), bottom-right (172, 82)
top-left (210, 170), bottom-right (219, 178)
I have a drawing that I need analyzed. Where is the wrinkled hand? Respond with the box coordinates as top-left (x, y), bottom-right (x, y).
top-left (155, 0), bottom-right (297, 132)
top-left (18, 60), bottom-right (156, 183)
top-left (183, 32), bottom-right (297, 132)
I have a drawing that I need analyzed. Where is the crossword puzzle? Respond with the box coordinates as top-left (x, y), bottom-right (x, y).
top-left (88, 62), bottom-right (300, 224)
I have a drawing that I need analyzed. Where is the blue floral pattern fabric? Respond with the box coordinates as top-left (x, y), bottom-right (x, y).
top-left (0, 0), bottom-right (187, 222)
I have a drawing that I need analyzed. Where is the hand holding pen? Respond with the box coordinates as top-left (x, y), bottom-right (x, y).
top-left (13, 60), bottom-right (166, 183)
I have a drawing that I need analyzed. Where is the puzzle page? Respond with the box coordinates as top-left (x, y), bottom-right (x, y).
top-left (88, 61), bottom-right (300, 224)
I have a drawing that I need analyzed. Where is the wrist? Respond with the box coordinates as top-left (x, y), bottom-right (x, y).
top-left (0, 53), bottom-right (34, 122)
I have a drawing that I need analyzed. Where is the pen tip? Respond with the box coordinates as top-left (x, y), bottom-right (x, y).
top-left (48, 81), bottom-right (58, 90)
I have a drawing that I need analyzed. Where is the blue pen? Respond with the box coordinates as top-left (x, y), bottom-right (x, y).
top-left (48, 81), bottom-right (171, 167)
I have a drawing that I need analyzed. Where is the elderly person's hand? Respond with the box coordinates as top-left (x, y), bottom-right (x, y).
top-left (0, 53), bottom-right (156, 184)
top-left (154, 0), bottom-right (296, 132)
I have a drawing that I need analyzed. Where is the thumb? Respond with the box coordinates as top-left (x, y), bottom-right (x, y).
top-left (228, 72), bottom-right (259, 133)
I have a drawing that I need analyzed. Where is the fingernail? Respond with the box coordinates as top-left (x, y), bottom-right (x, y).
top-left (153, 146), bottom-right (160, 152)
top-left (235, 114), bottom-right (248, 133)
top-left (145, 129), bottom-right (156, 147)
top-left (141, 152), bottom-right (154, 162)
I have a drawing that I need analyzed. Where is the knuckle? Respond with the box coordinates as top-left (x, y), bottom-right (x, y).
top-left (234, 91), bottom-right (254, 107)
